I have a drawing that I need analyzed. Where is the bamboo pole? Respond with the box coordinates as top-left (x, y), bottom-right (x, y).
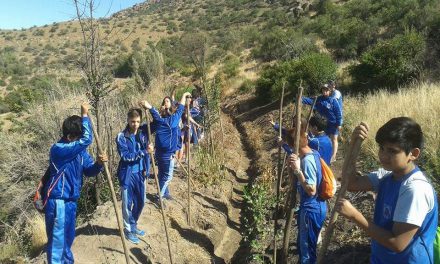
top-left (281, 83), bottom-right (304, 263)
top-left (317, 128), bottom-right (365, 263)
top-left (186, 97), bottom-right (192, 226)
top-left (88, 117), bottom-right (131, 264)
top-left (273, 82), bottom-right (286, 263)
top-left (144, 109), bottom-right (174, 264)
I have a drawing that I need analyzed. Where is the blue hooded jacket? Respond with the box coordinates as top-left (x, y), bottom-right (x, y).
top-left (116, 124), bottom-right (151, 188)
top-left (302, 96), bottom-right (342, 126)
top-left (149, 104), bottom-right (184, 154)
top-left (44, 117), bottom-right (102, 201)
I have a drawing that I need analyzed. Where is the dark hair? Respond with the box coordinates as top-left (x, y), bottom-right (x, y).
top-left (191, 89), bottom-right (200, 98)
top-left (62, 115), bottom-right (82, 138)
top-left (309, 114), bottom-right (327, 132)
top-left (375, 117), bottom-right (424, 154)
top-left (285, 117), bottom-right (308, 147)
top-left (127, 108), bottom-right (142, 119)
top-left (160, 96), bottom-right (177, 117)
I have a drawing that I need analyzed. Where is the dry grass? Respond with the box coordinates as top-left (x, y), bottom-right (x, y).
top-left (26, 213), bottom-right (47, 256)
top-left (343, 82), bottom-right (440, 161)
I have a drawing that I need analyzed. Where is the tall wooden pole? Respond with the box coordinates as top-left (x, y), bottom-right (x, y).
top-left (305, 97), bottom-right (318, 133)
top-left (273, 82), bottom-right (286, 263)
top-left (281, 82), bottom-right (303, 263)
top-left (144, 110), bottom-right (174, 264)
top-left (186, 97), bottom-right (192, 226)
top-left (317, 129), bottom-right (364, 263)
top-left (88, 117), bottom-right (131, 264)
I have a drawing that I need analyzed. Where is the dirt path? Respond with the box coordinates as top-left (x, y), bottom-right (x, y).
top-left (31, 112), bottom-right (251, 264)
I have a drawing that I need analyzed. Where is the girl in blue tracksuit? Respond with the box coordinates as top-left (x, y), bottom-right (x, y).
top-left (116, 108), bottom-right (153, 244)
top-left (140, 92), bottom-right (192, 200)
top-left (43, 104), bottom-right (106, 264)
top-left (302, 83), bottom-right (342, 163)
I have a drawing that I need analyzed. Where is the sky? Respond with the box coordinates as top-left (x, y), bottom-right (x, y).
top-left (0, 0), bottom-right (146, 30)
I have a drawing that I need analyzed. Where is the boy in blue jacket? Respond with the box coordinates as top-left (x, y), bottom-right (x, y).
top-left (116, 108), bottom-right (153, 244)
top-left (287, 117), bottom-right (327, 264)
top-left (269, 114), bottom-right (332, 165)
top-left (140, 92), bottom-right (191, 201)
top-left (308, 114), bottom-right (333, 165)
top-left (336, 117), bottom-right (438, 263)
top-left (302, 84), bottom-right (342, 163)
top-left (44, 103), bottom-right (106, 264)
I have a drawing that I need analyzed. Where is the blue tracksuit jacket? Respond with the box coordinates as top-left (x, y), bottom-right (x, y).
top-left (150, 104), bottom-right (184, 154)
top-left (302, 96), bottom-right (342, 127)
top-left (44, 116), bottom-right (102, 201)
top-left (116, 124), bottom-right (151, 188)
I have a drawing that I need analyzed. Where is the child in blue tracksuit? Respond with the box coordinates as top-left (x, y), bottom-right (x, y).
top-left (140, 92), bottom-right (192, 201)
top-left (286, 117), bottom-right (327, 264)
top-left (43, 103), bottom-right (106, 264)
top-left (116, 108), bottom-right (153, 244)
top-left (337, 117), bottom-right (438, 264)
top-left (302, 84), bottom-right (342, 163)
top-left (308, 114), bottom-right (333, 165)
top-left (270, 114), bottom-right (332, 165)
top-left (328, 80), bottom-right (342, 114)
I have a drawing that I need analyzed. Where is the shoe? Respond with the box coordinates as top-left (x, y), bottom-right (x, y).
top-left (125, 230), bottom-right (140, 244)
top-left (135, 228), bottom-right (146, 237)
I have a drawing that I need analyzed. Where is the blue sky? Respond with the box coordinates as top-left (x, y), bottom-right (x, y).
top-left (0, 0), bottom-right (146, 30)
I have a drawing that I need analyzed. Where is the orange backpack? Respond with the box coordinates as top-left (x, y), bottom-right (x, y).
top-left (318, 157), bottom-right (337, 200)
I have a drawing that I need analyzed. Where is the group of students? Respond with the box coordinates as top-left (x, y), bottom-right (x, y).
top-left (40, 88), bottom-right (205, 263)
top-left (272, 81), bottom-right (438, 263)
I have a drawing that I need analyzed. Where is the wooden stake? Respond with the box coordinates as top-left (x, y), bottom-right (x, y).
top-left (175, 158), bottom-right (197, 187)
top-left (88, 117), bottom-right (131, 264)
top-left (273, 82), bottom-right (286, 263)
top-left (281, 82), bottom-right (303, 263)
top-left (186, 98), bottom-right (192, 226)
top-left (317, 131), bottom-right (364, 263)
top-left (305, 96), bottom-right (318, 133)
top-left (144, 110), bottom-right (174, 264)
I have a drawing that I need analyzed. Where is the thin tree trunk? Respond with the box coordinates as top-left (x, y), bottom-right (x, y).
top-left (281, 84), bottom-right (303, 263)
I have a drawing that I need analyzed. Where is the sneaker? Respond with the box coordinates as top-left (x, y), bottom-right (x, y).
top-left (135, 228), bottom-right (146, 237)
top-left (125, 230), bottom-right (140, 244)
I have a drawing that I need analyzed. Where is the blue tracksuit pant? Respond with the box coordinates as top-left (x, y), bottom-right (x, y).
top-left (45, 199), bottom-right (77, 264)
top-left (297, 205), bottom-right (326, 264)
top-left (156, 152), bottom-right (175, 198)
top-left (121, 171), bottom-right (145, 232)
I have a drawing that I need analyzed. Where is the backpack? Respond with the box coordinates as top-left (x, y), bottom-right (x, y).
top-left (317, 156), bottom-right (336, 200)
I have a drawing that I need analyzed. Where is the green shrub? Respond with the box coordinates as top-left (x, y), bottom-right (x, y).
top-left (239, 79), bottom-right (255, 94)
top-left (350, 31), bottom-right (426, 91)
top-left (222, 54), bottom-right (240, 78)
top-left (252, 27), bottom-right (317, 61)
top-left (256, 52), bottom-right (337, 102)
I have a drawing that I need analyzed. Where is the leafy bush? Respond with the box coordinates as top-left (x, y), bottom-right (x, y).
top-left (252, 27), bottom-right (317, 62)
top-left (256, 52), bottom-right (337, 102)
top-left (222, 54), bottom-right (240, 78)
top-left (303, 0), bottom-right (439, 59)
top-left (350, 31), bottom-right (426, 91)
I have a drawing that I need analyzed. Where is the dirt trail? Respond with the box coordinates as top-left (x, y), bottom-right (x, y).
top-left (31, 113), bottom-right (252, 264)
